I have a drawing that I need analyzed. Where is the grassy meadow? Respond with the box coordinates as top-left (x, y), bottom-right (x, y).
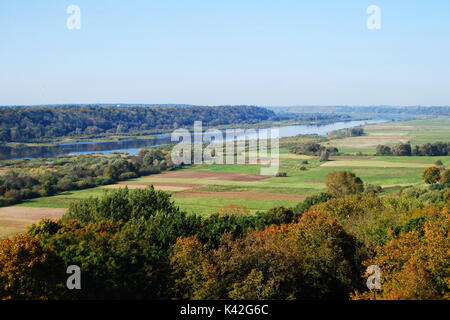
top-left (3, 117), bottom-right (450, 236)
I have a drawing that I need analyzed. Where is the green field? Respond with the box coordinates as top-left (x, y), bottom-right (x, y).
top-left (367, 118), bottom-right (450, 144)
top-left (8, 117), bottom-right (450, 222)
top-left (15, 155), bottom-right (436, 215)
top-left (326, 117), bottom-right (450, 154)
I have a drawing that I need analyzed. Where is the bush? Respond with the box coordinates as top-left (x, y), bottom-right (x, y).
top-left (266, 206), bottom-right (294, 224)
top-left (325, 171), bottom-right (364, 197)
top-left (275, 172), bottom-right (287, 177)
top-left (422, 167), bottom-right (441, 184)
top-left (63, 186), bottom-right (180, 224)
top-left (118, 171), bottom-right (138, 180)
top-left (364, 183), bottom-right (383, 194)
top-left (376, 145), bottom-right (392, 156)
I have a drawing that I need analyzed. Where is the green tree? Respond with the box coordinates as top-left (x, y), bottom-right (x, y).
top-left (376, 145), bottom-right (392, 156)
top-left (422, 167), bottom-right (441, 184)
top-left (63, 186), bottom-right (180, 224)
top-left (391, 143), bottom-right (412, 156)
top-left (325, 171), bottom-right (364, 197)
top-left (293, 193), bottom-right (334, 218)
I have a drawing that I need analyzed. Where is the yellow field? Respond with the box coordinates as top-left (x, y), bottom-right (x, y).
top-left (325, 132), bottom-right (411, 149)
top-left (0, 207), bottom-right (66, 238)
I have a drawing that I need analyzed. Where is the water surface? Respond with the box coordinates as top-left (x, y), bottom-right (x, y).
top-left (0, 119), bottom-right (387, 160)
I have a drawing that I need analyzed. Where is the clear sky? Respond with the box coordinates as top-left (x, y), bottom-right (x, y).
top-left (1, 0), bottom-right (449, 106)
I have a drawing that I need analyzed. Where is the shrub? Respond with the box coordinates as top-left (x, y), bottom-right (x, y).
top-left (276, 172), bottom-right (287, 177)
top-left (325, 171), bottom-right (364, 197)
top-left (422, 167), bottom-right (441, 184)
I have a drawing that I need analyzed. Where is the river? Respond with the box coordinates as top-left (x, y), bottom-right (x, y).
top-left (0, 119), bottom-right (387, 160)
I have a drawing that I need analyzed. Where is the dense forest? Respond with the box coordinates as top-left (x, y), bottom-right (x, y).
top-left (0, 105), bottom-right (352, 143)
top-left (0, 169), bottom-right (448, 300)
top-left (0, 105), bottom-right (275, 142)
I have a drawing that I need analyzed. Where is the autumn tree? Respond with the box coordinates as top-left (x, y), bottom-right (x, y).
top-left (325, 171), bottom-right (364, 197)
top-left (228, 269), bottom-right (278, 300)
top-left (170, 236), bottom-right (222, 299)
top-left (354, 209), bottom-right (449, 300)
top-left (293, 192), bottom-right (334, 219)
top-left (0, 234), bottom-right (65, 300)
top-left (440, 169), bottom-right (450, 185)
top-left (266, 206), bottom-right (294, 224)
top-left (171, 211), bottom-right (365, 300)
top-left (422, 167), bottom-right (441, 184)
top-left (217, 204), bottom-right (250, 217)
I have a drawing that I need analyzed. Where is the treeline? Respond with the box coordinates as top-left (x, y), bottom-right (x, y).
top-left (0, 105), bottom-right (275, 142)
top-left (376, 142), bottom-right (450, 156)
top-left (0, 170), bottom-right (448, 300)
top-left (270, 105), bottom-right (450, 117)
top-left (327, 127), bottom-right (364, 139)
top-left (338, 106), bottom-right (450, 116)
top-left (289, 142), bottom-right (338, 157)
top-left (270, 112), bottom-right (351, 122)
top-left (0, 148), bottom-right (178, 206)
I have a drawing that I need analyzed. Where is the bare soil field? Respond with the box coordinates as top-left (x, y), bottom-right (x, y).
top-left (0, 206), bottom-right (66, 222)
top-left (176, 190), bottom-right (307, 201)
top-left (326, 132), bottom-right (411, 148)
top-left (102, 181), bottom-right (206, 192)
top-left (0, 207), bottom-right (66, 238)
top-left (103, 184), bottom-right (192, 192)
top-left (154, 171), bottom-right (271, 181)
top-left (117, 181), bottom-right (204, 188)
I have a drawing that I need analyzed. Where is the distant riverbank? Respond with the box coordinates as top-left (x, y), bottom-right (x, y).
top-left (0, 119), bottom-right (388, 161)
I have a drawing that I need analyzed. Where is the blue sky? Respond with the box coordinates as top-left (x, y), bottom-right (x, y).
top-left (1, 0), bottom-right (449, 106)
